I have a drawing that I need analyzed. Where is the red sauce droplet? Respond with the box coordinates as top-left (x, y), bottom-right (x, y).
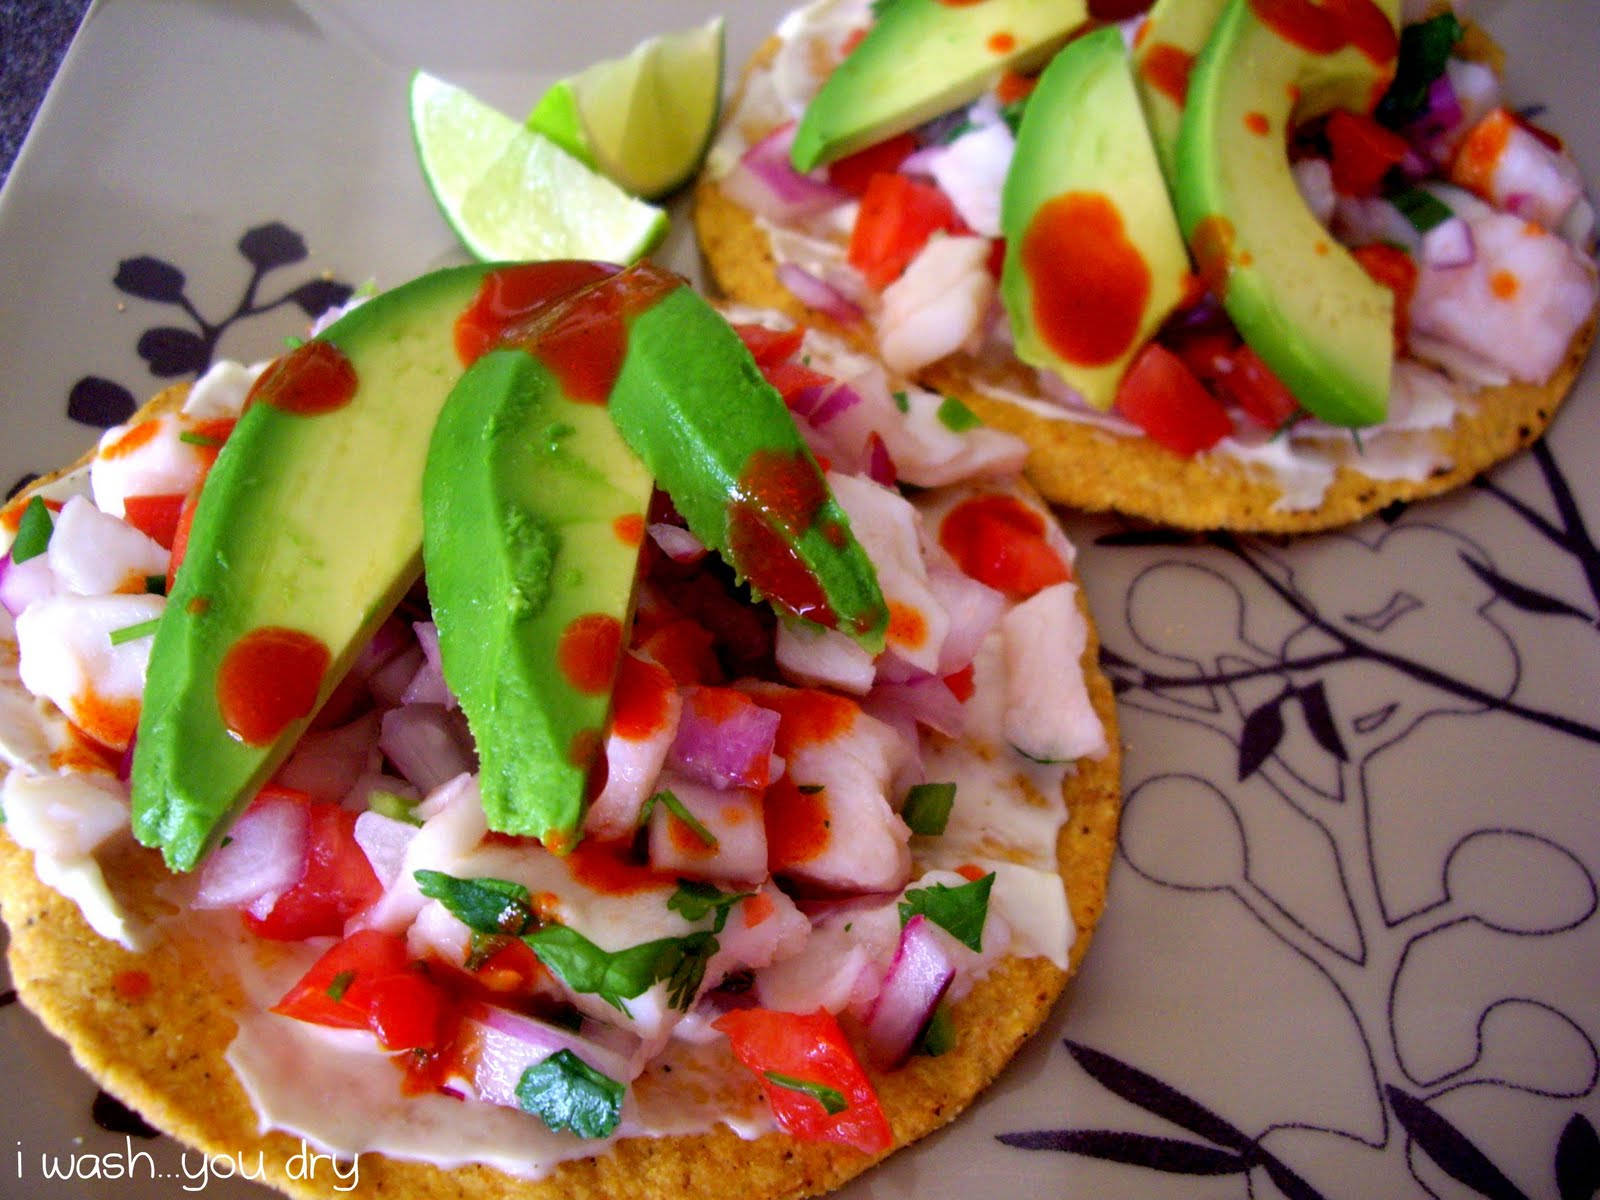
top-left (610, 654), bottom-right (675, 741)
top-left (217, 627), bottom-right (331, 746)
top-left (938, 494), bottom-right (1071, 599)
top-left (750, 686), bottom-right (858, 755)
top-left (887, 601), bottom-right (928, 650)
top-left (455, 261), bottom-right (619, 366)
top-left (612, 512), bottom-right (645, 546)
top-left (988, 30), bottom-right (1016, 53)
top-left (765, 776), bottom-right (831, 867)
top-left (1245, 111), bottom-right (1272, 136)
top-left (246, 340), bottom-right (358, 417)
top-left (1247, 0), bottom-right (1397, 64)
top-left (1021, 192), bottom-right (1151, 366)
top-left (995, 69), bottom-right (1037, 105)
top-left (1139, 43), bottom-right (1195, 107)
top-left (1189, 214), bottom-right (1239, 300)
top-left (558, 613), bottom-right (623, 695)
top-left (101, 420), bottom-right (162, 460)
top-left (567, 839), bottom-right (676, 895)
top-left (727, 448), bottom-right (836, 627)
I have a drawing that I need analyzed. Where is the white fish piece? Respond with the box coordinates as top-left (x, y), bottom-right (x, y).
top-left (585, 655), bottom-right (683, 841)
top-left (47, 496), bottom-right (168, 597)
top-left (1456, 109), bottom-right (1585, 232)
top-left (646, 773), bottom-right (767, 886)
top-left (775, 619), bottom-right (876, 695)
top-left (354, 773), bottom-right (486, 934)
top-left (15, 591), bottom-right (164, 752)
top-left (180, 359), bottom-right (268, 420)
top-left (1294, 158), bottom-right (1338, 227)
top-left (927, 103), bottom-right (1015, 238)
top-left (879, 235), bottom-right (996, 375)
top-left (756, 900), bottom-right (898, 1014)
top-left (705, 883), bottom-right (811, 991)
top-left (90, 413), bottom-right (209, 521)
top-left (1000, 582), bottom-right (1108, 764)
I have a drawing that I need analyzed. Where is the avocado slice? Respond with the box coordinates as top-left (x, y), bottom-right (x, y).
top-left (1174, 0), bottom-right (1400, 427)
top-left (1000, 26), bottom-right (1192, 411)
top-left (789, 0), bottom-right (1089, 173)
top-left (606, 284), bottom-right (888, 651)
top-left (1131, 0), bottom-right (1227, 185)
top-left (423, 348), bottom-right (653, 850)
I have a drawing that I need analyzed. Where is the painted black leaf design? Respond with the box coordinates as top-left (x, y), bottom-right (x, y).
top-left (238, 222), bottom-right (307, 270)
top-left (1459, 551), bottom-right (1591, 621)
top-left (1387, 1086), bottom-right (1529, 1200)
top-left (67, 376), bottom-right (137, 427)
top-left (1556, 1113), bottom-right (1600, 1200)
top-left (5, 474), bottom-right (39, 501)
top-left (1096, 528), bottom-right (1204, 548)
top-left (1296, 681), bottom-right (1349, 762)
top-left (1064, 1041), bottom-right (1257, 1152)
top-left (997, 1129), bottom-right (1247, 1175)
top-left (1261, 1155), bottom-right (1334, 1200)
top-left (113, 255), bottom-right (186, 303)
top-left (137, 326), bottom-right (210, 377)
top-left (1239, 696), bottom-right (1286, 781)
top-left (287, 278), bottom-right (355, 318)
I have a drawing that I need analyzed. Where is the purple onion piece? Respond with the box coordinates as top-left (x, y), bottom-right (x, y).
top-left (862, 914), bottom-right (956, 1068)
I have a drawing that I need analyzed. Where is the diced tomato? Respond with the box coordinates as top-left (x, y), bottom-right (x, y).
top-left (1351, 243), bottom-right (1419, 346)
top-left (638, 617), bottom-right (721, 686)
top-left (1324, 110), bottom-right (1411, 196)
top-left (937, 494), bottom-right (1071, 600)
top-left (367, 970), bottom-right (448, 1052)
top-left (761, 359), bottom-right (837, 407)
top-left (1115, 343), bottom-right (1233, 457)
top-left (272, 928), bottom-right (409, 1029)
top-left (185, 417), bottom-right (237, 464)
top-left (733, 322), bottom-right (806, 367)
top-left (165, 478), bottom-right (206, 593)
top-left (121, 493), bottom-right (187, 550)
top-left (1212, 345), bottom-right (1302, 432)
top-left (468, 937), bottom-right (549, 997)
top-left (244, 800), bottom-right (382, 941)
top-left (713, 1007), bottom-right (893, 1154)
top-left (1168, 326), bottom-right (1242, 387)
top-left (826, 133), bottom-right (918, 197)
top-left (943, 663), bottom-right (976, 702)
top-left (848, 173), bottom-right (968, 290)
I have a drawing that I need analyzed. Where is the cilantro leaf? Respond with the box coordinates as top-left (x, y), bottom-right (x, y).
top-left (516, 1049), bottom-right (625, 1139)
top-left (527, 925), bottom-right (719, 1014)
top-left (10, 497), bottom-right (54, 564)
top-left (915, 1005), bottom-right (955, 1057)
top-left (899, 873), bottom-right (995, 952)
top-left (1376, 12), bottom-right (1463, 128)
top-left (669, 880), bottom-right (754, 933)
top-left (763, 1071), bottom-right (849, 1115)
top-left (936, 395), bottom-right (983, 432)
top-left (902, 782), bottom-right (956, 836)
top-left (414, 869), bottom-right (536, 936)
top-left (640, 789), bottom-right (718, 849)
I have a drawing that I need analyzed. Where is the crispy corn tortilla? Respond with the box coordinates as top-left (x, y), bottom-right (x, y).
top-left (693, 38), bottom-right (1598, 534)
top-left (0, 384), bottom-right (1121, 1200)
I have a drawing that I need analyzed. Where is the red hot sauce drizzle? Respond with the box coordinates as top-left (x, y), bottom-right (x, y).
top-left (454, 261), bottom-right (620, 366)
top-left (1139, 43), bottom-right (1195, 107)
top-left (727, 448), bottom-right (838, 630)
top-left (217, 626), bottom-right (331, 746)
top-left (1248, 0), bottom-right (1397, 64)
top-left (1021, 192), bottom-right (1152, 367)
top-left (245, 339), bottom-right (358, 417)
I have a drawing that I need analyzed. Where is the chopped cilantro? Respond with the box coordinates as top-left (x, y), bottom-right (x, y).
top-left (899, 872), bottom-right (995, 953)
top-left (325, 970), bottom-right (356, 1002)
top-left (414, 869), bottom-right (536, 936)
top-left (763, 1071), bottom-right (848, 1115)
top-left (369, 790), bottom-right (423, 826)
top-left (1390, 186), bottom-right (1453, 234)
top-left (892, 390), bottom-right (910, 413)
top-left (639, 788), bottom-right (718, 849)
top-left (144, 573), bottom-right (167, 596)
top-left (108, 618), bottom-right (162, 647)
top-left (527, 924), bottom-right (718, 1014)
top-left (516, 1049), bottom-right (625, 1139)
top-left (668, 880), bottom-right (753, 933)
top-left (936, 395), bottom-right (982, 432)
top-left (999, 97), bottom-right (1029, 135)
top-left (902, 782), bottom-right (956, 836)
top-left (9, 497), bottom-right (53, 564)
top-left (178, 430), bottom-right (224, 448)
top-left (1376, 12), bottom-right (1463, 128)
top-left (915, 1004), bottom-right (955, 1057)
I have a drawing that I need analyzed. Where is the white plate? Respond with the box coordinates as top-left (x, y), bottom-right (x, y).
top-left (2, 3), bottom-right (1597, 1198)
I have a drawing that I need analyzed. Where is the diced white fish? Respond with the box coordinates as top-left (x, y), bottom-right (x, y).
top-left (926, 101), bottom-right (1014, 238)
top-left (827, 471), bottom-right (948, 676)
top-left (878, 235), bottom-right (996, 375)
top-left (90, 414), bottom-right (212, 521)
top-left (775, 619), bottom-right (876, 695)
top-left (15, 591), bottom-right (164, 751)
top-left (756, 899), bottom-right (898, 1014)
top-left (1410, 210), bottom-right (1599, 383)
top-left (1294, 158), bottom-right (1338, 227)
top-left (704, 883), bottom-right (811, 994)
top-left (1451, 108), bottom-right (1586, 233)
top-left (180, 359), bottom-right (267, 420)
top-left (585, 653), bottom-right (682, 840)
top-left (354, 772), bottom-right (486, 934)
top-left (647, 773), bottom-right (767, 886)
top-left (47, 496), bottom-right (168, 596)
top-left (1000, 582), bottom-right (1107, 765)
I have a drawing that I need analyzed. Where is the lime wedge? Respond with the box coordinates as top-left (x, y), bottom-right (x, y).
top-left (409, 70), bottom-right (668, 262)
top-left (526, 17), bottom-right (725, 201)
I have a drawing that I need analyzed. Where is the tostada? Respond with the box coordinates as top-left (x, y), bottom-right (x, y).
top-left (694, 0), bottom-right (1598, 531)
top-left (0, 260), bottom-right (1119, 1198)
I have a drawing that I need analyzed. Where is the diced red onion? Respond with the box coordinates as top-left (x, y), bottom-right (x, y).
top-left (1420, 216), bottom-right (1476, 268)
top-left (867, 675), bottom-right (968, 738)
top-left (667, 688), bottom-right (781, 791)
top-left (719, 124), bottom-right (847, 224)
top-left (455, 1002), bottom-right (635, 1110)
top-left (402, 621), bottom-right (454, 708)
top-left (775, 263), bottom-right (864, 324)
top-left (274, 712), bottom-right (381, 805)
top-left (926, 563), bottom-right (1006, 675)
top-left (379, 703), bottom-right (476, 794)
top-left (865, 432), bottom-right (897, 488)
top-left (353, 810), bottom-right (419, 890)
top-left (368, 645), bottom-right (425, 708)
top-left (350, 615), bottom-right (412, 682)
top-left (0, 553), bottom-right (57, 618)
top-left (862, 914), bottom-right (956, 1068)
top-left (192, 794), bottom-right (308, 911)
top-left (1405, 72), bottom-right (1465, 163)
top-left (648, 522), bottom-right (707, 564)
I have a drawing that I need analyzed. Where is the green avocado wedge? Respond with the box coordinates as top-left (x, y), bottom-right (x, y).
top-left (131, 264), bottom-right (497, 871)
top-left (606, 283), bottom-right (887, 652)
top-left (423, 348), bottom-right (654, 849)
top-left (789, 0), bottom-right (1089, 173)
top-left (1174, 0), bottom-right (1401, 427)
top-left (1131, 0), bottom-right (1228, 185)
top-left (1000, 27), bottom-right (1191, 411)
